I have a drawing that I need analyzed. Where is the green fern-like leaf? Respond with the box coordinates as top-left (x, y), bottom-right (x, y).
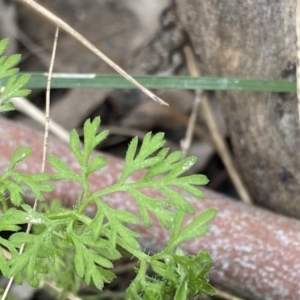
top-left (0, 38), bottom-right (31, 112)
top-left (1, 107), bottom-right (216, 298)
top-left (93, 129), bottom-right (209, 229)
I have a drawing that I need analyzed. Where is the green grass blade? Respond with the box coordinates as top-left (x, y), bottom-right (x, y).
top-left (22, 72), bottom-right (296, 93)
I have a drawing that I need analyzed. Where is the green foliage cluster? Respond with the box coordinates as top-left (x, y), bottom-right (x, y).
top-left (0, 38), bottom-right (217, 299)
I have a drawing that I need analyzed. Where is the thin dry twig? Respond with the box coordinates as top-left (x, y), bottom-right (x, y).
top-left (183, 45), bottom-right (252, 205)
top-left (215, 288), bottom-right (245, 300)
top-left (18, 0), bottom-right (168, 106)
top-left (12, 97), bottom-right (69, 142)
top-left (41, 25), bottom-right (59, 175)
top-left (165, 102), bottom-right (214, 145)
top-left (44, 280), bottom-right (82, 300)
top-left (1, 26), bottom-right (60, 300)
top-left (180, 47), bottom-right (202, 157)
top-left (180, 90), bottom-right (201, 157)
top-left (1, 245), bottom-right (80, 300)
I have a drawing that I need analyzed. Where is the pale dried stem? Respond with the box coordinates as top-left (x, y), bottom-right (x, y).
top-left (180, 46), bottom-right (202, 157)
top-left (164, 101), bottom-right (214, 144)
top-left (18, 0), bottom-right (167, 106)
top-left (1, 26), bottom-right (59, 300)
top-left (215, 288), bottom-right (245, 300)
top-left (12, 97), bottom-right (69, 143)
top-left (44, 280), bottom-right (82, 300)
top-left (183, 45), bottom-right (252, 205)
top-left (1, 247), bottom-right (80, 300)
top-left (41, 26), bottom-right (59, 175)
top-left (180, 91), bottom-right (201, 157)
